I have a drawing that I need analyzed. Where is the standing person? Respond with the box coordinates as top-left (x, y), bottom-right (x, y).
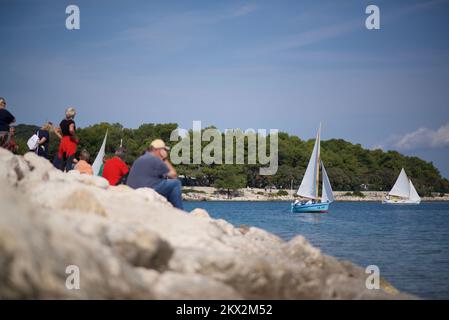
top-left (127, 139), bottom-right (183, 210)
top-left (7, 126), bottom-right (19, 154)
top-left (36, 122), bottom-right (53, 159)
top-left (102, 147), bottom-right (129, 186)
top-left (0, 97), bottom-right (16, 149)
top-left (73, 149), bottom-right (93, 175)
top-left (54, 107), bottom-right (78, 172)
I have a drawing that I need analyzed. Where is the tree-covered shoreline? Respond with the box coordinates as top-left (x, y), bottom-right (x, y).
top-left (12, 122), bottom-right (449, 195)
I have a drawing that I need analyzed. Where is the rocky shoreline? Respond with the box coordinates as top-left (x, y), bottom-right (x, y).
top-left (182, 187), bottom-right (449, 202)
top-left (0, 149), bottom-right (415, 299)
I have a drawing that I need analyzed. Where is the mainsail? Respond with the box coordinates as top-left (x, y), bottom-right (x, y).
top-left (388, 168), bottom-right (410, 198)
top-left (92, 130), bottom-right (108, 176)
top-left (297, 126), bottom-right (321, 199)
top-left (321, 161), bottom-right (334, 203)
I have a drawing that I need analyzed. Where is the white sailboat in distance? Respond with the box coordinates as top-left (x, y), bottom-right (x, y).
top-left (92, 130), bottom-right (108, 176)
top-left (291, 124), bottom-right (334, 213)
top-left (383, 168), bottom-right (421, 205)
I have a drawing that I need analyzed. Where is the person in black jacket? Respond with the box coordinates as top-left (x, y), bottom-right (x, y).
top-left (36, 122), bottom-right (53, 159)
top-left (0, 97), bottom-right (16, 149)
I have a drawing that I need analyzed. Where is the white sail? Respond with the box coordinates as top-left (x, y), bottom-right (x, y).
top-left (92, 130), bottom-right (108, 176)
top-left (297, 126), bottom-right (320, 199)
top-left (321, 161), bottom-right (334, 203)
top-left (409, 179), bottom-right (421, 202)
top-left (388, 168), bottom-right (410, 198)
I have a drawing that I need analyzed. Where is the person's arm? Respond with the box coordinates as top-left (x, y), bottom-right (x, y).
top-left (7, 111), bottom-right (15, 124)
top-left (38, 137), bottom-right (47, 145)
top-left (69, 123), bottom-right (78, 142)
top-left (121, 162), bottom-right (129, 175)
top-left (163, 159), bottom-right (177, 179)
top-left (159, 149), bottom-right (177, 178)
top-left (69, 123), bottom-right (76, 136)
top-left (116, 172), bottom-right (129, 186)
top-left (54, 127), bottom-right (63, 139)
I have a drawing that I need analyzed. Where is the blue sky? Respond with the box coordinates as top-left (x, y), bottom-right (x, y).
top-left (1, 0), bottom-right (449, 177)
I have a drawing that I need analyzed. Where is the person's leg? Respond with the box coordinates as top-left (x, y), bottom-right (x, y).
top-left (0, 132), bottom-right (6, 148)
top-left (167, 179), bottom-right (183, 210)
top-left (66, 141), bottom-right (77, 172)
top-left (52, 154), bottom-right (61, 169)
top-left (0, 132), bottom-right (11, 149)
top-left (57, 140), bottom-right (66, 171)
top-left (154, 179), bottom-right (184, 210)
top-left (158, 179), bottom-right (183, 209)
top-left (66, 155), bottom-right (75, 172)
top-left (60, 153), bottom-right (67, 171)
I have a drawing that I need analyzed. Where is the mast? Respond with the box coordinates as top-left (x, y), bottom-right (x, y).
top-left (290, 178), bottom-right (293, 197)
top-left (296, 124), bottom-right (321, 199)
top-left (316, 123), bottom-right (321, 199)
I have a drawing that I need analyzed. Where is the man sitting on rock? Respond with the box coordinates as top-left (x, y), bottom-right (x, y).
top-left (127, 139), bottom-right (183, 210)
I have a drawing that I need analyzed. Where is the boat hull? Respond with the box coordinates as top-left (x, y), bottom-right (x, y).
top-left (291, 202), bottom-right (330, 213)
top-left (382, 198), bottom-right (421, 205)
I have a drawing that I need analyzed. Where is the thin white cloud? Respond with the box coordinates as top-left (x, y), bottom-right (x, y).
top-left (261, 0), bottom-right (449, 53)
top-left (280, 20), bottom-right (358, 51)
top-left (391, 123), bottom-right (449, 151)
top-left (95, 3), bottom-right (257, 48)
top-left (231, 4), bottom-right (257, 17)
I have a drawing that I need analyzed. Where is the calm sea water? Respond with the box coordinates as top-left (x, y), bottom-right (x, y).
top-left (184, 201), bottom-right (449, 299)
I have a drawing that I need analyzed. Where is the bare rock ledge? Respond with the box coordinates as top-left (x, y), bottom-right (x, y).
top-left (0, 149), bottom-right (415, 299)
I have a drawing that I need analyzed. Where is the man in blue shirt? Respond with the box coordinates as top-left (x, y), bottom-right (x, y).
top-left (127, 139), bottom-right (183, 210)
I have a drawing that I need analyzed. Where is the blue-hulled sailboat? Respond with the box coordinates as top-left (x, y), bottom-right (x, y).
top-left (291, 124), bottom-right (334, 213)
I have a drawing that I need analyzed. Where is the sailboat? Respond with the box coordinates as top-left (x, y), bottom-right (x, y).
top-left (383, 168), bottom-right (421, 205)
top-left (92, 130), bottom-right (108, 176)
top-left (291, 124), bottom-right (334, 213)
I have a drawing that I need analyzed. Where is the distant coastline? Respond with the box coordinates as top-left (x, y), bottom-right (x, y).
top-left (182, 187), bottom-right (449, 202)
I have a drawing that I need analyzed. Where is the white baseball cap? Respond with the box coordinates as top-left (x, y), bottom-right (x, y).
top-left (150, 139), bottom-right (170, 150)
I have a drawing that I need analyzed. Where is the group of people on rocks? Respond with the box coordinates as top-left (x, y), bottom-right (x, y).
top-left (0, 98), bottom-right (183, 210)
